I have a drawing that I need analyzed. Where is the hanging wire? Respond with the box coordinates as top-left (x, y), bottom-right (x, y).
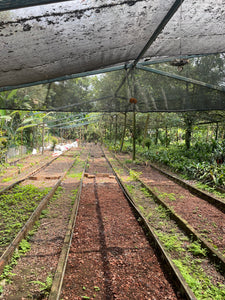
top-left (179, 0), bottom-right (182, 60)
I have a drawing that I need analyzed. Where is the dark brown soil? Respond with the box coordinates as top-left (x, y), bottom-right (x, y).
top-left (60, 146), bottom-right (180, 300)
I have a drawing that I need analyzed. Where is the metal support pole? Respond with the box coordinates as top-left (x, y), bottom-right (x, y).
top-left (132, 104), bottom-right (136, 161)
top-left (42, 123), bottom-right (45, 155)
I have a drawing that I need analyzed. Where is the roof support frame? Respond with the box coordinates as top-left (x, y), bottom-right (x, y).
top-left (0, 65), bottom-right (126, 92)
top-left (137, 65), bottom-right (225, 93)
top-left (0, 53), bottom-right (217, 93)
top-left (115, 0), bottom-right (184, 96)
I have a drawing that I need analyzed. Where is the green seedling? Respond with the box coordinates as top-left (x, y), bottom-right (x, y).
top-left (30, 274), bottom-right (53, 296)
top-left (188, 241), bottom-right (207, 256)
top-left (2, 177), bottom-right (13, 182)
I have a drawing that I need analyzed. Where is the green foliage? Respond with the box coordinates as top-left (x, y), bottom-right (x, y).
top-left (31, 274), bottom-right (53, 295)
top-left (51, 136), bottom-right (58, 149)
top-left (144, 138), bottom-right (151, 150)
top-left (154, 205), bottom-right (170, 220)
top-left (128, 169), bottom-right (142, 180)
top-left (0, 239), bottom-right (31, 290)
top-left (139, 140), bottom-right (225, 188)
top-left (51, 186), bottom-right (63, 202)
top-left (173, 259), bottom-right (225, 299)
top-left (194, 182), bottom-right (225, 198)
top-left (40, 209), bottom-right (49, 219)
top-left (0, 185), bottom-right (49, 248)
top-left (156, 231), bottom-right (184, 252)
top-left (188, 241), bottom-right (207, 256)
top-left (1, 177), bottom-right (13, 182)
top-left (68, 171), bottom-right (83, 179)
top-left (18, 239), bottom-right (31, 254)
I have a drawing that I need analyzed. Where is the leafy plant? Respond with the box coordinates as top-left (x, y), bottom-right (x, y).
top-left (1, 177), bottom-right (13, 183)
top-left (18, 239), bottom-right (31, 254)
top-left (128, 169), bottom-right (142, 180)
top-left (0, 239), bottom-right (31, 289)
top-left (31, 274), bottom-right (53, 295)
top-left (0, 185), bottom-right (49, 248)
top-left (188, 241), bottom-right (207, 256)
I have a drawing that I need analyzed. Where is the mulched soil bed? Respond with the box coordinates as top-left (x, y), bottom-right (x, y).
top-left (116, 152), bottom-right (225, 257)
top-left (60, 146), bottom-right (180, 300)
top-left (0, 152), bottom-right (54, 190)
top-left (105, 150), bottom-right (225, 298)
top-left (24, 152), bottom-right (76, 189)
top-left (0, 148), bottom-right (85, 299)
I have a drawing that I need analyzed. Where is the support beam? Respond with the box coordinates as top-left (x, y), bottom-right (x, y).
top-left (0, 0), bottom-right (71, 12)
top-left (138, 53), bottom-right (216, 66)
top-left (132, 0), bottom-right (185, 68)
top-left (0, 53), bottom-right (217, 93)
top-left (137, 65), bottom-right (225, 93)
top-left (0, 65), bottom-right (126, 92)
top-left (115, 0), bottom-right (184, 96)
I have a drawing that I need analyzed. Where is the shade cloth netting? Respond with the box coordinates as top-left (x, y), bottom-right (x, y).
top-left (0, 0), bottom-right (225, 112)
